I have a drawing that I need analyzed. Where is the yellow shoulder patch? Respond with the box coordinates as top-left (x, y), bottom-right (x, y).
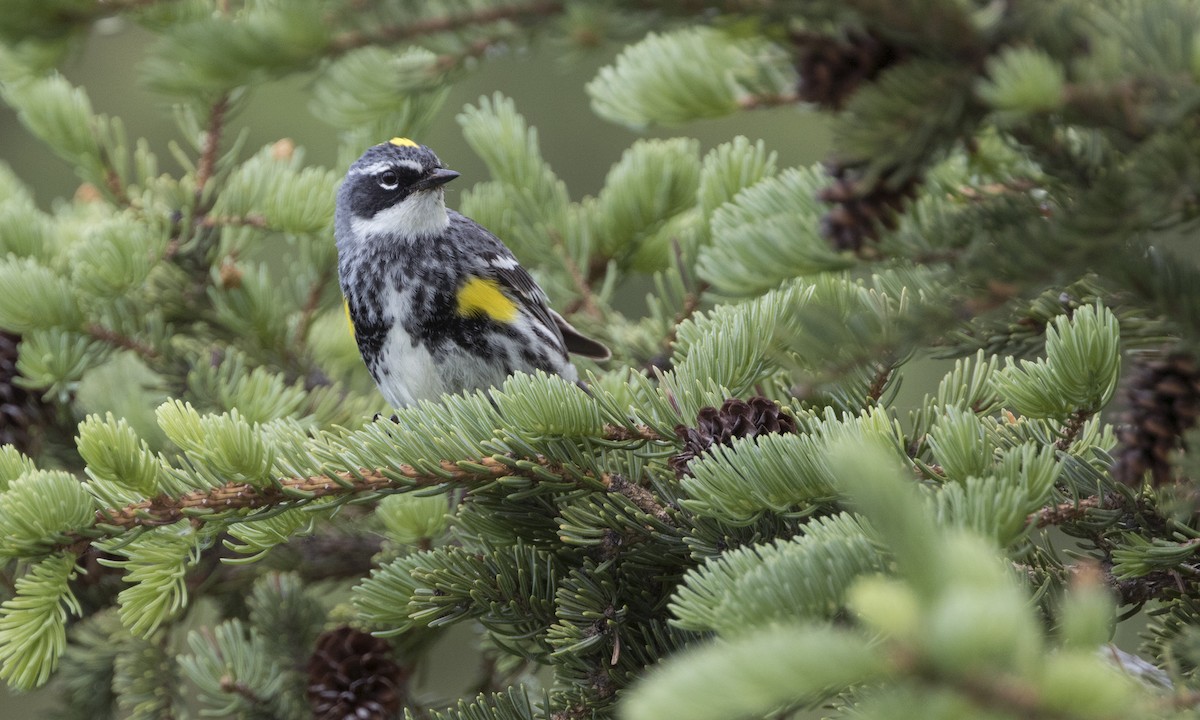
top-left (456, 277), bottom-right (519, 323)
top-left (389, 137), bottom-right (419, 148)
top-left (344, 300), bottom-right (355, 339)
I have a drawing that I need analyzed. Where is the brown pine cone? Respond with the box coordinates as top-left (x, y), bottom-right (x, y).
top-left (791, 29), bottom-right (905, 110)
top-left (670, 397), bottom-right (798, 477)
top-left (307, 626), bottom-right (405, 720)
top-left (0, 331), bottom-right (49, 456)
top-left (819, 162), bottom-right (922, 254)
top-left (1113, 352), bottom-right (1200, 488)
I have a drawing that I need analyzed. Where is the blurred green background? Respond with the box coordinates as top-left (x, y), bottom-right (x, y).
top-left (0, 19), bottom-right (831, 717)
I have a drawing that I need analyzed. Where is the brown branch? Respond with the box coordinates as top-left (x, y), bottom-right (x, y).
top-left (96, 146), bottom-right (130, 206)
top-left (652, 236), bottom-right (710, 367)
top-left (946, 670), bottom-right (1081, 720)
top-left (601, 424), bottom-right (667, 443)
top-left (329, 0), bottom-right (565, 54)
top-left (197, 214), bottom-right (269, 229)
top-left (866, 362), bottom-right (894, 403)
top-left (85, 456), bottom-right (603, 539)
top-left (219, 675), bottom-right (268, 706)
top-left (194, 94), bottom-right (230, 205)
top-left (1055, 409), bottom-right (1092, 452)
top-left (293, 264), bottom-right (337, 356)
top-left (69, 425), bottom-right (673, 547)
top-left (1163, 690), bottom-right (1200, 711)
top-left (1026, 495), bottom-right (1104, 528)
top-left (603, 474), bottom-right (672, 524)
top-left (660, 286), bottom-right (705, 353)
top-left (895, 648), bottom-right (1096, 720)
top-left (558, 246), bottom-right (604, 319)
top-left (99, 462), bottom-right (466, 530)
top-left (84, 322), bottom-right (160, 360)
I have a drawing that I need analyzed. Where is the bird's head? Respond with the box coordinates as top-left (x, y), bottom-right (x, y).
top-left (336, 138), bottom-right (461, 245)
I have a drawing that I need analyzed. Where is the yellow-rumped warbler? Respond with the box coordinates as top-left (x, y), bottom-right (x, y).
top-left (335, 138), bottom-right (609, 408)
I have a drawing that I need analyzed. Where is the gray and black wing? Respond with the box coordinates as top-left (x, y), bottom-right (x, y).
top-left (485, 260), bottom-right (610, 360)
top-left (455, 212), bottom-right (610, 361)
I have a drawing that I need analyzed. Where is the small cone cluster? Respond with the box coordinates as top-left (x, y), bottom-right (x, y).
top-left (0, 331), bottom-right (48, 456)
top-left (819, 163), bottom-right (922, 254)
top-left (670, 396), bottom-right (798, 477)
top-left (307, 625), bottom-right (405, 720)
top-left (791, 29), bottom-right (904, 110)
top-left (1113, 352), bottom-right (1200, 488)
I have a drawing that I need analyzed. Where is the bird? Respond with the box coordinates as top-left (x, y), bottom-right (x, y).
top-left (334, 137), bottom-right (608, 409)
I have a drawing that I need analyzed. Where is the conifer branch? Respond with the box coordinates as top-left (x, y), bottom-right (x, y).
top-left (1110, 564), bottom-right (1200, 608)
top-left (1062, 81), bottom-right (1148, 140)
top-left (71, 427), bottom-right (671, 547)
top-left (84, 322), bottom-right (160, 360)
top-left (97, 146), bottom-right (129, 206)
top-left (1055, 409), bottom-right (1092, 451)
top-left (604, 474), bottom-right (672, 524)
top-left (197, 214), bottom-right (269, 229)
top-left (905, 656), bottom-right (1080, 720)
top-left (1165, 691), bottom-right (1200, 712)
top-left (83, 454), bottom-right (621, 540)
top-left (601, 424), bottom-right (666, 443)
top-left (866, 362), bottom-right (893, 403)
top-left (219, 675), bottom-right (268, 707)
top-left (94, 463), bottom-right (474, 530)
top-left (194, 94), bottom-right (230, 204)
top-left (654, 238), bottom-right (708, 366)
top-left (1027, 496), bottom-right (1106, 528)
top-left (556, 240), bottom-right (604, 319)
top-left (294, 264), bottom-right (336, 358)
top-left (657, 283), bottom-right (708, 363)
top-left (329, 0), bottom-right (565, 54)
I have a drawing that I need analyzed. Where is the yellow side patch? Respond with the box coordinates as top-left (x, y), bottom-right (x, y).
top-left (344, 300), bottom-right (355, 339)
top-left (456, 277), bottom-right (518, 323)
top-left (389, 137), bottom-right (419, 148)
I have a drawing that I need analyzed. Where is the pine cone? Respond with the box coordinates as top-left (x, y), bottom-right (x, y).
top-left (791, 29), bottom-right (904, 110)
top-left (1113, 352), bottom-right (1200, 487)
top-left (670, 397), bottom-right (798, 477)
top-left (307, 626), bottom-right (405, 720)
top-left (0, 331), bottom-right (49, 456)
top-left (819, 162), bottom-right (922, 254)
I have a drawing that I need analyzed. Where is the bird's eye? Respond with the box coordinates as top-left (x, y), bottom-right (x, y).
top-left (377, 170), bottom-right (400, 190)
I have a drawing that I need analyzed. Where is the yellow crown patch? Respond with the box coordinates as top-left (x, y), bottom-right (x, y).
top-left (389, 137), bottom-right (419, 148)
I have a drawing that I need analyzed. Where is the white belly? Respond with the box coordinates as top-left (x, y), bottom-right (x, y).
top-left (373, 326), bottom-right (446, 408)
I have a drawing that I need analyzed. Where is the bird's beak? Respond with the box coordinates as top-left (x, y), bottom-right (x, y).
top-left (412, 168), bottom-right (460, 191)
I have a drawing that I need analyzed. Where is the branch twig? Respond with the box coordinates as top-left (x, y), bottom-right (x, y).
top-left (194, 94), bottom-right (230, 206)
top-left (1026, 495), bottom-right (1105, 528)
top-left (330, 1), bottom-right (564, 54)
top-left (84, 323), bottom-right (160, 360)
top-left (66, 425), bottom-right (673, 547)
top-left (1056, 409), bottom-right (1092, 452)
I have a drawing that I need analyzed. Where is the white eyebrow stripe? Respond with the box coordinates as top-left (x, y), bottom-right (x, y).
top-left (350, 159), bottom-right (425, 176)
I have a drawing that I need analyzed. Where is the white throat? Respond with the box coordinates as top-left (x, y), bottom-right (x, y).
top-left (351, 190), bottom-right (450, 242)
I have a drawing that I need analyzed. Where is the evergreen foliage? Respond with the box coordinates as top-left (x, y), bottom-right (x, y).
top-left (2, 1), bottom-right (1200, 719)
